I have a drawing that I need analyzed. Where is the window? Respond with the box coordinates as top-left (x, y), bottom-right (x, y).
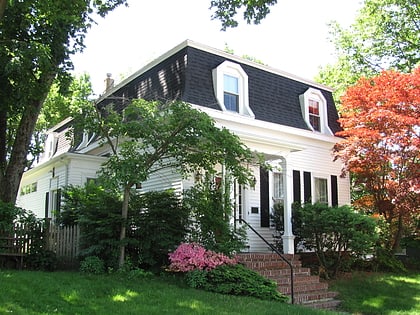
top-left (273, 172), bottom-right (284, 202)
top-left (212, 61), bottom-right (254, 117)
top-left (299, 88), bottom-right (332, 135)
top-left (315, 177), bottom-right (328, 204)
top-left (308, 99), bottom-right (320, 131)
top-left (224, 74), bottom-right (239, 112)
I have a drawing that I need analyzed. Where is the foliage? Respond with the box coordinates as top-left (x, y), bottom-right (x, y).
top-left (317, 0), bottom-right (419, 103)
top-left (60, 182), bottom-right (122, 269)
top-left (185, 264), bottom-right (288, 302)
top-left (77, 99), bottom-right (255, 267)
top-left (167, 243), bottom-right (237, 272)
top-left (184, 174), bottom-right (247, 255)
top-left (0, 0), bottom-right (127, 204)
top-left (270, 202), bottom-right (284, 252)
top-left (334, 69), bottom-right (420, 250)
top-left (292, 203), bottom-right (378, 278)
top-left (27, 250), bottom-right (58, 272)
top-left (127, 190), bottom-right (190, 270)
top-left (370, 247), bottom-right (406, 273)
top-left (79, 256), bottom-right (106, 275)
top-left (210, 0), bottom-right (277, 30)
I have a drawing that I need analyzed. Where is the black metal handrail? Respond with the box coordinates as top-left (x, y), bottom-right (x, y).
top-left (237, 218), bottom-right (294, 304)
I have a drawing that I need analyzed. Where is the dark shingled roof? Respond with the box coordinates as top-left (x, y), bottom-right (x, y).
top-left (98, 43), bottom-right (341, 134)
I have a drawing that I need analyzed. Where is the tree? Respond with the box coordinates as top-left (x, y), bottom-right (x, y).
top-left (0, 0), bottom-right (127, 204)
top-left (82, 99), bottom-right (256, 267)
top-left (210, 0), bottom-right (277, 30)
top-left (317, 0), bottom-right (420, 103)
top-left (333, 68), bottom-right (420, 251)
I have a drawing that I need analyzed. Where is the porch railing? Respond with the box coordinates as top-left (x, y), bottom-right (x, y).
top-left (237, 218), bottom-right (294, 304)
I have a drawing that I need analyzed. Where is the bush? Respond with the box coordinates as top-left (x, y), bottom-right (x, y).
top-left (60, 183), bottom-right (122, 269)
top-left (27, 250), bottom-right (58, 271)
top-left (291, 203), bottom-right (378, 278)
top-left (128, 190), bottom-right (190, 270)
top-left (167, 243), bottom-right (237, 272)
top-left (185, 264), bottom-right (288, 302)
top-left (183, 177), bottom-right (247, 255)
top-left (80, 256), bottom-right (105, 274)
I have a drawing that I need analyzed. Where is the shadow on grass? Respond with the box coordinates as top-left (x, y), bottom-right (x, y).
top-left (0, 270), bottom-right (331, 315)
top-left (331, 272), bottom-right (420, 315)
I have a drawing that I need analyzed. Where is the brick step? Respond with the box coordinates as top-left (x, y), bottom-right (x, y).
top-left (240, 260), bottom-right (302, 270)
top-left (294, 291), bottom-right (339, 304)
top-left (301, 299), bottom-right (341, 310)
top-left (257, 267), bottom-right (311, 277)
top-left (278, 282), bottom-right (329, 295)
top-left (236, 253), bottom-right (299, 262)
top-left (275, 275), bottom-right (321, 285)
top-left (237, 252), bottom-right (341, 310)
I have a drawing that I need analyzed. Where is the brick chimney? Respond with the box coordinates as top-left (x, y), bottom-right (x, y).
top-left (104, 73), bottom-right (114, 93)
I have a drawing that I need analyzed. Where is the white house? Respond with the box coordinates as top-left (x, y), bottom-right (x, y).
top-left (16, 40), bottom-right (350, 254)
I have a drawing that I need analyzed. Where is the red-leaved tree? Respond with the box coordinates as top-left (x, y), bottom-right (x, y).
top-left (334, 68), bottom-right (420, 250)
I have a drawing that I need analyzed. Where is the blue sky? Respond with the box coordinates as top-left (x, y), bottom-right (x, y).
top-left (71, 0), bottom-right (363, 95)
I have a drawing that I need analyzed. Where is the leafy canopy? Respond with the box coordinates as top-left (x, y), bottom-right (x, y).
top-left (334, 68), bottom-right (420, 250)
top-left (317, 0), bottom-right (420, 103)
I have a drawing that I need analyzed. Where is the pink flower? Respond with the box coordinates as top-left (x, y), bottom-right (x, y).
top-left (168, 243), bottom-right (237, 272)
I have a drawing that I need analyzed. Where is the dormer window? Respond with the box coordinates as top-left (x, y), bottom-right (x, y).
top-left (224, 74), bottom-right (239, 112)
top-left (213, 61), bottom-right (254, 118)
top-left (300, 88), bottom-right (332, 135)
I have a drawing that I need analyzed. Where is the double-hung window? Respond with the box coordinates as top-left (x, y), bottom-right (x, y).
top-left (223, 74), bottom-right (239, 112)
top-left (314, 177), bottom-right (328, 204)
top-left (308, 99), bottom-right (321, 132)
top-left (213, 61), bottom-right (254, 118)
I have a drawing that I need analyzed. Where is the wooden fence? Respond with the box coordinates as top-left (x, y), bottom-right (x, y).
top-left (0, 221), bottom-right (80, 268)
top-left (46, 222), bottom-right (80, 266)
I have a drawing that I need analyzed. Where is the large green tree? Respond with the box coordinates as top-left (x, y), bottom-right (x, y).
top-left (0, 0), bottom-right (126, 204)
top-left (316, 0), bottom-right (420, 102)
top-left (81, 99), bottom-right (256, 267)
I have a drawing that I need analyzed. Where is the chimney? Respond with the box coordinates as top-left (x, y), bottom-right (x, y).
top-left (104, 73), bottom-right (114, 93)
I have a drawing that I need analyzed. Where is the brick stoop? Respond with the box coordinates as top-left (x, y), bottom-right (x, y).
top-left (236, 253), bottom-right (340, 311)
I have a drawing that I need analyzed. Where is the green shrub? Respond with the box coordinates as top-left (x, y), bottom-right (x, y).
top-left (185, 264), bottom-right (288, 302)
top-left (80, 256), bottom-right (105, 274)
top-left (60, 183), bottom-right (122, 269)
top-left (291, 203), bottom-right (378, 278)
top-left (183, 176), bottom-right (247, 255)
top-left (27, 250), bottom-right (58, 271)
top-left (128, 190), bottom-right (190, 270)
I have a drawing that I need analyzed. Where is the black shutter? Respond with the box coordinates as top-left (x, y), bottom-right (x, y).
top-left (260, 166), bottom-right (270, 227)
top-left (303, 171), bottom-right (311, 203)
top-left (293, 170), bottom-right (301, 203)
top-left (331, 175), bottom-right (338, 207)
top-left (45, 192), bottom-right (49, 218)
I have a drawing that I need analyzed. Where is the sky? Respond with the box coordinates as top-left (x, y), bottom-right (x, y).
top-left (71, 0), bottom-right (363, 96)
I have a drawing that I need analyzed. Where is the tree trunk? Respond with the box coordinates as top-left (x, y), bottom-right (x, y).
top-left (392, 213), bottom-right (404, 252)
top-left (0, 74), bottom-right (54, 204)
top-left (0, 0), bottom-right (6, 20)
top-left (118, 185), bottom-right (130, 268)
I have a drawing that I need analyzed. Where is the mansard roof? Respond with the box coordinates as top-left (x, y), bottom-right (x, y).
top-left (97, 40), bottom-right (341, 134)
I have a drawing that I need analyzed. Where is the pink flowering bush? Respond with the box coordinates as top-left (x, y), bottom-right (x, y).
top-left (168, 242), bottom-right (237, 272)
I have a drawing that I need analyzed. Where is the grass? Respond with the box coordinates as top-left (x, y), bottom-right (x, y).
top-left (330, 272), bottom-right (420, 315)
top-left (0, 270), bottom-right (332, 315)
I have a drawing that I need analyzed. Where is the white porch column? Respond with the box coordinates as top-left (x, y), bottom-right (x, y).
top-left (282, 159), bottom-right (295, 254)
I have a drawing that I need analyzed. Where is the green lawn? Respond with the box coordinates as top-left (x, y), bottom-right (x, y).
top-left (330, 272), bottom-right (420, 315)
top-left (0, 270), bottom-right (332, 315)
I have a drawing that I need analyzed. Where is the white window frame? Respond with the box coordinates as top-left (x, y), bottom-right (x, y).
top-left (212, 61), bottom-right (255, 118)
top-left (299, 88), bottom-right (332, 135)
top-left (314, 176), bottom-right (329, 205)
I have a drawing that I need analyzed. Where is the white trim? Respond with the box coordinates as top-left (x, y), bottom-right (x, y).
top-left (299, 88), bottom-right (333, 136)
top-left (212, 61), bottom-right (255, 118)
